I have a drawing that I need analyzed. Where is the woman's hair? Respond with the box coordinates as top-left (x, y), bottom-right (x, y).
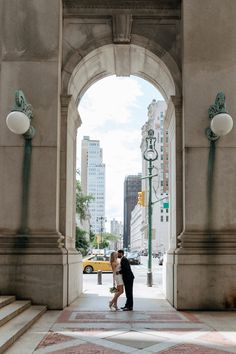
top-left (110, 251), bottom-right (117, 264)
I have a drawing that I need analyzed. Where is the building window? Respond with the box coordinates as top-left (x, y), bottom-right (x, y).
top-left (166, 216), bottom-right (169, 222)
top-left (161, 216), bottom-right (163, 222)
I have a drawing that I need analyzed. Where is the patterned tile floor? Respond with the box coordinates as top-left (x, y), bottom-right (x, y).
top-left (32, 305), bottom-right (236, 354)
top-left (5, 281), bottom-right (236, 354)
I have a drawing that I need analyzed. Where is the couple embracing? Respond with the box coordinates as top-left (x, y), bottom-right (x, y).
top-left (109, 249), bottom-right (134, 311)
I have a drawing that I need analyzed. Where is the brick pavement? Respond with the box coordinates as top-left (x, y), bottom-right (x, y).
top-left (6, 277), bottom-right (236, 354)
top-left (32, 293), bottom-right (236, 354)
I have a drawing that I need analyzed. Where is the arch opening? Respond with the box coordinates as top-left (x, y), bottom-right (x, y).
top-left (61, 43), bottom-right (181, 306)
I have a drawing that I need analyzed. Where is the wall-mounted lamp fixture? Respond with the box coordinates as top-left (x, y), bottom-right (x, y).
top-left (206, 92), bottom-right (233, 228)
top-left (6, 90), bottom-right (35, 138)
top-left (6, 90), bottom-right (36, 235)
top-left (206, 92), bottom-right (233, 142)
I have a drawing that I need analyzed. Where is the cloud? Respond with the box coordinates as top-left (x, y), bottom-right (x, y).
top-left (77, 75), bottom-right (161, 226)
top-left (78, 76), bottom-right (143, 130)
top-left (100, 129), bottom-right (142, 221)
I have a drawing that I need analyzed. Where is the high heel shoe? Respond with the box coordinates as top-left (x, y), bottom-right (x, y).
top-left (109, 301), bottom-right (113, 309)
top-left (113, 304), bottom-right (119, 311)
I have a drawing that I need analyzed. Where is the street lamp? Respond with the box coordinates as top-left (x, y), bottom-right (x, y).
top-left (206, 92), bottom-right (233, 227)
top-left (6, 90), bottom-right (35, 235)
top-left (96, 216), bottom-right (107, 251)
top-left (143, 129), bottom-right (158, 287)
top-left (206, 92), bottom-right (233, 142)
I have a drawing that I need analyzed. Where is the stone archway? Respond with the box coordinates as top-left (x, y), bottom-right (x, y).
top-left (0, 0), bottom-right (182, 310)
top-left (61, 34), bottom-right (182, 306)
top-left (1, 0), bottom-right (236, 311)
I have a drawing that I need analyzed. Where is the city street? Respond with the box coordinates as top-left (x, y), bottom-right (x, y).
top-left (83, 256), bottom-right (165, 301)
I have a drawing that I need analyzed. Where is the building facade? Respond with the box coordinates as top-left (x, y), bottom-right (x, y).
top-left (81, 136), bottom-right (106, 234)
top-left (123, 174), bottom-right (142, 249)
top-left (110, 218), bottom-right (123, 250)
top-left (130, 205), bottom-right (143, 251)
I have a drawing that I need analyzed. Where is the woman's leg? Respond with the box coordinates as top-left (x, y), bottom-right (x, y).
top-left (113, 285), bottom-right (124, 308)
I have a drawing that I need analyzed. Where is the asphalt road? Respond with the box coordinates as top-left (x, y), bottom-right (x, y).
top-left (83, 256), bottom-right (164, 297)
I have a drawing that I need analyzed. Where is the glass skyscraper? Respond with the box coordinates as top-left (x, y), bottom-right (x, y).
top-left (81, 136), bottom-right (105, 234)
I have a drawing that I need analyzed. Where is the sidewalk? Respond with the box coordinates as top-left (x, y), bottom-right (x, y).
top-left (5, 277), bottom-right (236, 354)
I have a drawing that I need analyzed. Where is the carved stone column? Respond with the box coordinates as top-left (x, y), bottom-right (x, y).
top-left (60, 94), bottom-right (83, 305)
top-left (164, 95), bottom-right (182, 305)
top-left (174, 102), bottom-right (236, 310)
top-left (60, 94), bottom-right (81, 250)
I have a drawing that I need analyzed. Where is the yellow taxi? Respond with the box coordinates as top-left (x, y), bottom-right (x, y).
top-left (83, 254), bottom-right (112, 274)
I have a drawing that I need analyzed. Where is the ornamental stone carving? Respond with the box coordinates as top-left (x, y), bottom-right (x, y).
top-left (112, 14), bottom-right (132, 43)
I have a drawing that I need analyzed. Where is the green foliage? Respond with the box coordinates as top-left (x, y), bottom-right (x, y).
top-left (89, 229), bottom-right (96, 243)
top-left (102, 232), bottom-right (120, 241)
top-left (75, 180), bottom-right (94, 255)
top-left (92, 232), bottom-right (120, 249)
top-left (75, 226), bottom-right (90, 256)
top-left (76, 180), bottom-right (94, 221)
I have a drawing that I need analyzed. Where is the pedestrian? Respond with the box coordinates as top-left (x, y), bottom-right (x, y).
top-left (117, 249), bottom-right (134, 311)
top-left (109, 251), bottom-right (124, 310)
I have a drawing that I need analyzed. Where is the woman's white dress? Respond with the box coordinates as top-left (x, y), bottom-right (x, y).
top-left (114, 259), bottom-right (124, 286)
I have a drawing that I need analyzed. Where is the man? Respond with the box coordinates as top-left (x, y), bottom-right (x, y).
top-left (117, 249), bottom-right (134, 311)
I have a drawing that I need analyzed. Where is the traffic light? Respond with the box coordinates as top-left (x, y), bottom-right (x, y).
top-left (138, 191), bottom-right (145, 206)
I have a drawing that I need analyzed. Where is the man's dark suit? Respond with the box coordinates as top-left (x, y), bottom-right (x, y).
top-left (119, 256), bottom-right (134, 309)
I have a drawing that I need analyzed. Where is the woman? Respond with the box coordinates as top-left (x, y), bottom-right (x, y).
top-left (109, 251), bottom-right (124, 310)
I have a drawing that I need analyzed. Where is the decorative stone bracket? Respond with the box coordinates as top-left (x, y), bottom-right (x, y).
top-left (112, 14), bottom-right (132, 43)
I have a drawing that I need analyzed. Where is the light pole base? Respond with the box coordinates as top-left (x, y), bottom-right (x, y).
top-left (147, 271), bottom-right (152, 287)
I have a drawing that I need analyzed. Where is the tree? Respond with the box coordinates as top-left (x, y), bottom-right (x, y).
top-left (75, 180), bottom-right (94, 255)
top-left (92, 232), bottom-right (120, 249)
top-left (76, 181), bottom-right (94, 222)
top-left (75, 226), bottom-right (90, 256)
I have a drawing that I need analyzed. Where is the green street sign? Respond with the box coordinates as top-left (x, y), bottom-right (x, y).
top-left (163, 202), bottom-right (169, 208)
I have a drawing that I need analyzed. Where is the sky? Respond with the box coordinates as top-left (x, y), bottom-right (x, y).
top-left (77, 75), bottom-right (164, 230)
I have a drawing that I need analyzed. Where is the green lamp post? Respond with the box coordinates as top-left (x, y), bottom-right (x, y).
top-left (6, 90), bottom-right (35, 236)
top-left (143, 129), bottom-right (158, 287)
top-left (96, 216), bottom-right (107, 250)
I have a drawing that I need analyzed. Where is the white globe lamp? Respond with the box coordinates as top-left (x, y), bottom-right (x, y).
top-left (6, 111), bottom-right (30, 135)
top-left (211, 113), bottom-right (233, 137)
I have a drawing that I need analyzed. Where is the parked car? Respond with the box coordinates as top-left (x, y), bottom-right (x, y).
top-left (83, 255), bottom-right (112, 274)
top-left (127, 252), bottom-right (141, 265)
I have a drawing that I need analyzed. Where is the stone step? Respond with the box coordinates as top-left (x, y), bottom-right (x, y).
top-left (0, 298), bottom-right (15, 310)
top-left (0, 305), bottom-right (47, 354)
top-left (0, 301), bottom-right (31, 327)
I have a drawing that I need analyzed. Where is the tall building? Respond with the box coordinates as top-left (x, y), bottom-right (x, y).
top-left (110, 218), bottom-right (123, 250)
top-left (123, 174), bottom-right (141, 249)
top-left (110, 218), bottom-right (123, 237)
top-left (81, 136), bottom-right (105, 234)
top-left (130, 205), bottom-right (143, 251)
